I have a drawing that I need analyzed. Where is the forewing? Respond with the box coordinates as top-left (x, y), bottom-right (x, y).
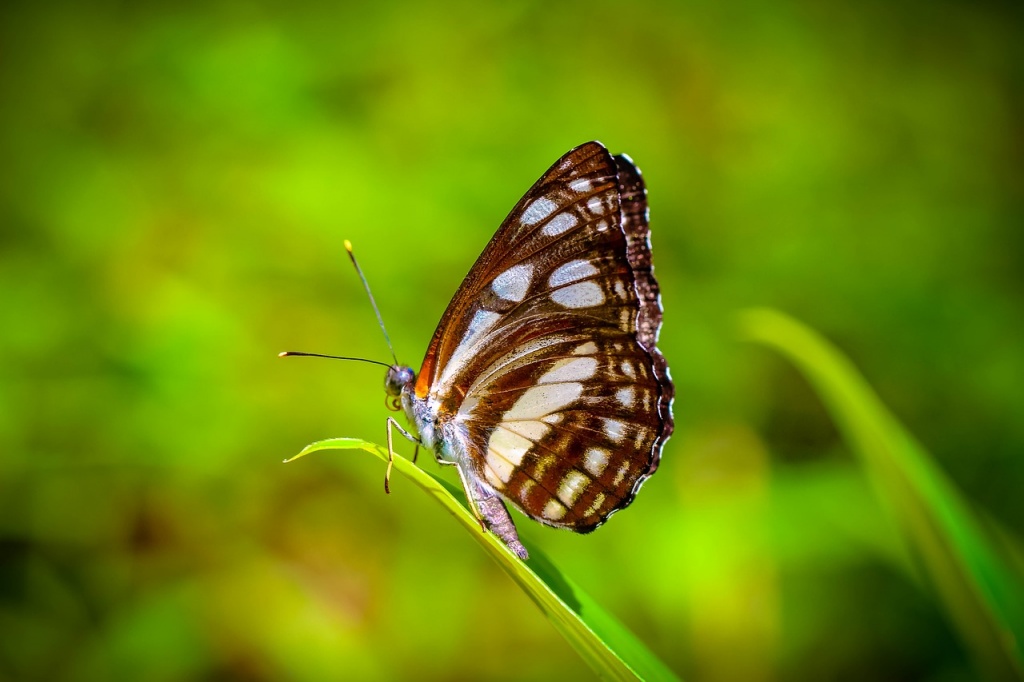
top-left (420, 142), bottom-right (673, 531)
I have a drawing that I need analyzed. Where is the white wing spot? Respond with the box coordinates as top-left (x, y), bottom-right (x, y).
top-left (596, 219), bottom-right (610, 232)
top-left (569, 178), bottom-right (593, 193)
top-left (551, 282), bottom-right (604, 309)
top-left (484, 466), bottom-right (504, 489)
top-left (438, 310), bottom-right (501, 389)
top-left (603, 418), bottom-right (626, 443)
top-left (621, 361), bottom-right (635, 378)
top-left (543, 498), bottom-right (567, 521)
top-left (573, 341), bottom-right (598, 355)
top-left (614, 280), bottom-right (627, 299)
top-left (488, 428), bottom-right (532, 466)
top-left (542, 212), bottom-right (578, 236)
top-left (521, 197), bottom-right (557, 225)
top-left (542, 413), bottom-right (563, 424)
top-left (587, 195), bottom-right (604, 215)
top-left (539, 357), bottom-right (597, 384)
top-left (486, 450), bottom-right (516, 484)
top-left (584, 448), bottom-right (610, 478)
top-left (491, 264), bottom-right (533, 302)
top-left (504, 383), bottom-right (583, 421)
top-left (469, 310), bottom-right (499, 337)
top-left (557, 470), bottom-right (589, 507)
top-left (549, 259), bottom-right (598, 288)
top-left (612, 461), bottom-right (630, 487)
top-left (616, 386), bottom-right (636, 408)
top-left (497, 419), bottom-right (548, 446)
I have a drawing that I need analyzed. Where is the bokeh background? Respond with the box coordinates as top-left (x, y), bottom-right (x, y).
top-left (2, 0), bottom-right (1022, 679)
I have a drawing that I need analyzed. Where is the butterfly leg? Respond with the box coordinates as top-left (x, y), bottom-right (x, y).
top-left (455, 464), bottom-right (529, 561)
top-left (385, 417), bottom-right (420, 495)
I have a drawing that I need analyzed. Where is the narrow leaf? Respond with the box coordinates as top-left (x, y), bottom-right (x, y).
top-left (739, 308), bottom-right (1024, 681)
top-left (286, 437), bottom-right (680, 682)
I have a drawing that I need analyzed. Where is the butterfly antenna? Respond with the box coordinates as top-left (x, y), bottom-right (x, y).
top-left (345, 240), bottom-right (399, 366)
top-left (277, 351), bottom-right (391, 368)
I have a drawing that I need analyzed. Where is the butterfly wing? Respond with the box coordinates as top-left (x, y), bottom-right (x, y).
top-left (417, 141), bottom-right (673, 532)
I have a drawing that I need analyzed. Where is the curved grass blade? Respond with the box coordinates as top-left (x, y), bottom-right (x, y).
top-left (286, 438), bottom-right (680, 682)
top-left (738, 308), bottom-right (1024, 682)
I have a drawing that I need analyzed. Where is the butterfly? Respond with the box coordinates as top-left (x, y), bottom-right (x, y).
top-left (374, 141), bottom-right (674, 560)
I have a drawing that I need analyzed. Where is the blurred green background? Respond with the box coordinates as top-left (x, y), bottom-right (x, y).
top-left (1, 0), bottom-right (1022, 679)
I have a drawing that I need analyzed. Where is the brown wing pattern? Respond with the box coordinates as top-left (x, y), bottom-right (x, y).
top-left (418, 141), bottom-right (673, 532)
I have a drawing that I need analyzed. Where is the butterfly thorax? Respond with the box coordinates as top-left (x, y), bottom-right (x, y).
top-left (386, 363), bottom-right (461, 465)
top-left (406, 390), bottom-right (469, 465)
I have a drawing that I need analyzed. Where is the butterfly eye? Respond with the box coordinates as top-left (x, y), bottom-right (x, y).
top-left (384, 365), bottom-right (415, 398)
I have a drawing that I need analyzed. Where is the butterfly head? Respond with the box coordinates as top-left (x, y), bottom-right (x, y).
top-left (385, 364), bottom-right (415, 401)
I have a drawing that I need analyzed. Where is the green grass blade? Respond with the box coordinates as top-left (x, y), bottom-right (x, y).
top-left (286, 437), bottom-right (681, 682)
top-left (738, 308), bottom-right (1024, 682)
